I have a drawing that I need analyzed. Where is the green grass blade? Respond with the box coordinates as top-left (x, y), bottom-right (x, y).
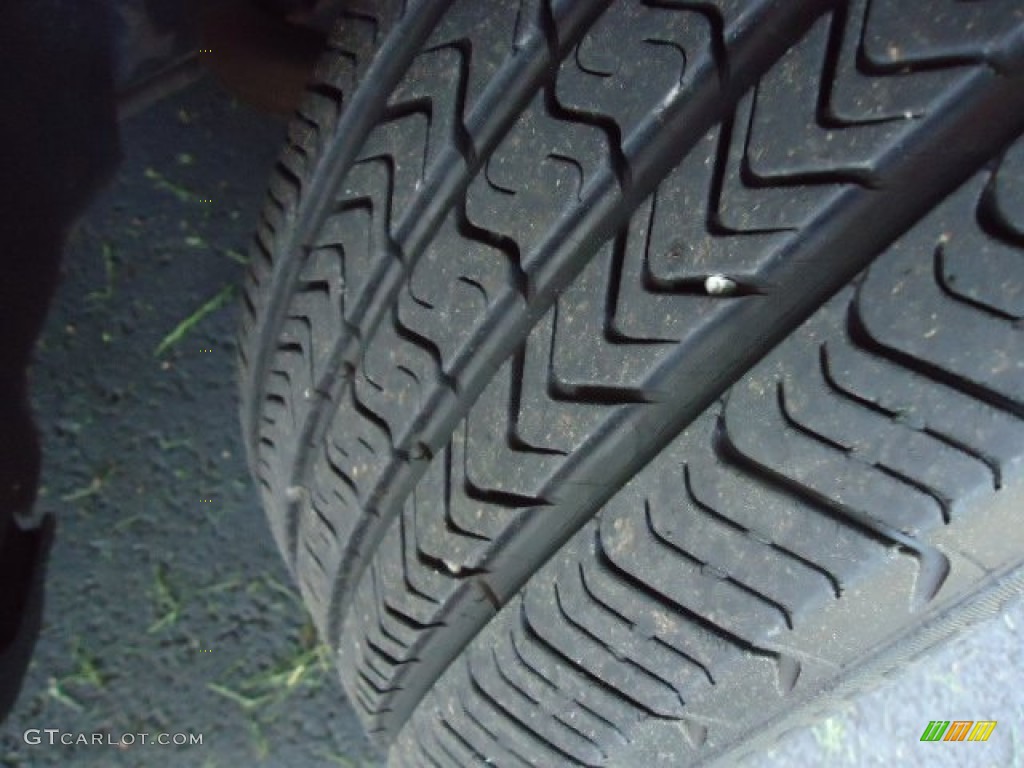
top-left (154, 285), bottom-right (235, 357)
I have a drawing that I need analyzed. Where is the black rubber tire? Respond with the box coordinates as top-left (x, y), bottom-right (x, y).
top-left (237, 1), bottom-right (1024, 764)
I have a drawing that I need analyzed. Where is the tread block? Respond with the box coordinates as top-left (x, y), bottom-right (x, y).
top-left (464, 86), bottom-right (608, 264)
top-left (399, 213), bottom-right (518, 375)
top-left (856, 178), bottom-right (1024, 410)
top-left (357, 314), bottom-right (437, 447)
top-left (555, 3), bottom-right (706, 138)
top-left (549, 240), bottom-right (671, 389)
top-left (861, 0), bottom-right (1023, 67)
top-left (463, 355), bottom-right (564, 499)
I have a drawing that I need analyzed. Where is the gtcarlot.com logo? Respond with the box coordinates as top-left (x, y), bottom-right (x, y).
top-left (23, 729), bottom-right (203, 747)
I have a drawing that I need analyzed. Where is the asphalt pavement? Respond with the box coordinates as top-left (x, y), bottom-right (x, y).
top-left (0, 75), bottom-right (1020, 768)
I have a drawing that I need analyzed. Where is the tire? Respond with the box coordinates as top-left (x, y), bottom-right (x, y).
top-left (236, 1), bottom-right (1024, 765)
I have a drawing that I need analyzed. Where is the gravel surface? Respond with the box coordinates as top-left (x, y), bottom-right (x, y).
top-left (0, 76), bottom-right (1020, 768)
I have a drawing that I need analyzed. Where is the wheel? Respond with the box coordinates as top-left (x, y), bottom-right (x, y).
top-left (236, 1), bottom-right (1024, 764)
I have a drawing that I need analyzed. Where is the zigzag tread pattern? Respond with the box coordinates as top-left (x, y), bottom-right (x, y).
top-left (282, 0), bottom-right (566, 631)
top-left (325, 0), bottom-right (1024, 743)
top-left (237, 0), bottom-right (1024, 753)
top-left (289, 0), bottom-right (738, 641)
top-left (239, 0), bottom-right (392, 413)
top-left (311, 1), bottom-right (771, 733)
top-left (238, 0), bottom-right (403, 558)
top-left (390, 139), bottom-right (1024, 767)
